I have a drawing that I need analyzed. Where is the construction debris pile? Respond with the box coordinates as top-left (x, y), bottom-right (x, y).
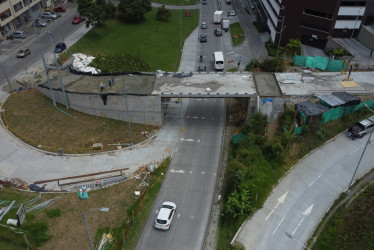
top-left (71, 53), bottom-right (99, 74)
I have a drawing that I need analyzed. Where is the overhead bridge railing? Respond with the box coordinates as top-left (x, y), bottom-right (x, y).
top-left (160, 92), bottom-right (255, 98)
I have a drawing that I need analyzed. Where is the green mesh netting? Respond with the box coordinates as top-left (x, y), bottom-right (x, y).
top-left (305, 57), bottom-right (314, 68)
top-left (232, 133), bottom-right (244, 144)
top-left (294, 55), bottom-right (307, 67)
top-left (326, 59), bottom-right (346, 72)
top-left (312, 56), bottom-right (329, 70)
top-left (293, 56), bottom-right (346, 72)
top-left (293, 126), bottom-right (303, 135)
top-left (321, 101), bottom-right (374, 124)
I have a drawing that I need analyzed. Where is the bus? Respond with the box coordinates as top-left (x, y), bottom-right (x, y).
top-left (213, 51), bottom-right (224, 71)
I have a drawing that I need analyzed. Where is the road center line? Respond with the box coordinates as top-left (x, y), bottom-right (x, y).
top-left (308, 174), bottom-right (322, 188)
top-left (272, 216), bottom-right (285, 237)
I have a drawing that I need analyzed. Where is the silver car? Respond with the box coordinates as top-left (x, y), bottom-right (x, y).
top-left (11, 31), bottom-right (26, 38)
top-left (40, 12), bottom-right (58, 20)
top-left (17, 48), bottom-right (31, 58)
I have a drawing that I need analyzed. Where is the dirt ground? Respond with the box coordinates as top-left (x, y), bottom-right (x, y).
top-left (32, 174), bottom-right (149, 250)
top-left (3, 68), bottom-right (156, 95)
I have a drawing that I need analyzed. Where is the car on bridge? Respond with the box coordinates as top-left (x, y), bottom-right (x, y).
top-left (154, 201), bottom-right (176, 230)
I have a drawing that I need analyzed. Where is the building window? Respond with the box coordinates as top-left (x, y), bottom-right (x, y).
top-left (303, 9), bottom-right (332, 19)
top-left (14, 2), bottom-right (23, 12)
top-left (23, 0), bottom-right (31, 6)
top-left (0, 9), bottom-right (12, 21)
top-left (300, 22), bottom-right (330, 33)
top-left (340, 1), bottom-right (366, 6)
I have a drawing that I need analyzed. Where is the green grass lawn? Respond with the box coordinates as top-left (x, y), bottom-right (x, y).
top-left (65, 8), bottom-right (198, 72)
top-left (153, 0), bottom-right (198, 5)
top-left (230, 22), bottom-right (245, 47)
top-left (312, 182), bottom-right (374, 250)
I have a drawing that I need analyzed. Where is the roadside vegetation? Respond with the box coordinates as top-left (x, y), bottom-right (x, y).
top-left (1, 90), bottom-right (157, 154)
top-left (61, 8), bottom-right (198, 72)
top-left (311, 181), bottom-right (374, 249)
top-left (153, 0), bottom-right (197, 5)
top-left (230, 23), bottom-right (245, 47)
top-left (217, 103), bottom-right (374, 249)
top-left (0, 158), bottom-right (170, 249)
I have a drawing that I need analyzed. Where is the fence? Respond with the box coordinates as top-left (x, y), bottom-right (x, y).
top-left (293, 101), bottom-right (374, 135)
top-left (294, 55), bottom-right (348, 72)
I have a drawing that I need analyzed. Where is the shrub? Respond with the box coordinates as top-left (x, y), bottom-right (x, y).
top-left (241, 112), bottom-right (268, 136)
top-left (22, 221), bottom-right (51, 247)
top-left (260, 57), bottom-right (285, 72)
top-left (156, 5), bottom-right (172, 22)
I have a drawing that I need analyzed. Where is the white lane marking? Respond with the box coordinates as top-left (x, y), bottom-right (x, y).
top-left (201, 172), bottom-right (206, 174)
top-left (348, 147), bottom-right (361, 155)
top-left (189, 171), bottom-right (192, 174)
top-left (302, 204), bottom-right (313, 216)
top-left (272, 216), bottom-right (285, 236)
top-left (308, 175), bottom-right (322, 188)
top-left (177, 213), bottom-right (180, 218)
top-left (291, 217), bottom-right (305, 235)
top-left (292, 204), bottom-right (313, 235)
top-left (180, 138), bottom-right (200, 142)
top-left (265, 191), bottom-right (288, 221)
top-left (170, 169), bottom-right (185, 173)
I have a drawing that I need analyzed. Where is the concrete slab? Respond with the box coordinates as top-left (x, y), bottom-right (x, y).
top-left (153, 72), bottom-right (256, 97)
top-left (253, 73), bottom-right (281, 96)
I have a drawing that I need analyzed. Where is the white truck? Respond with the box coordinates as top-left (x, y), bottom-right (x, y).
top-left (222, 19), bottom-right (229, 31)
top-left (214, 10), bottom-right (223, 24)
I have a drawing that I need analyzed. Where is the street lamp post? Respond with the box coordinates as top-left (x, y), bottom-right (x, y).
top-left (350, 8), bottom-right (363, 39)
top-left (285, 231), bottom-right (311, 250)
top-left (345, 103), bottom-right (374, 193)
top-left (0, 60), bottom-right (12, 92)
top-left (276, 16), bottom-right (286, 57)
top-left (82, 207), bottom-right (110, 250)
top-left (123, 77), bottom-right (132, 142)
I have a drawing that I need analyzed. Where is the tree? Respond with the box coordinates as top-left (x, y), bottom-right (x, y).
top-left (286, 39), bottom-right (301, 55)
top-left (118, 0), bottom-right (152, 23)
top-left (77, 0), bottom-right (105, 28)
top-left (156, 5), bottom-right (172, 22)
top-left (225, 189), bottom-right (253, 218)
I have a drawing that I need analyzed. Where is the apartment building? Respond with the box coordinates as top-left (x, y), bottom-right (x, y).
top-left (256, 0), bottom-right (374, 49)
top-left (0, 0), bottom-right (52, 39)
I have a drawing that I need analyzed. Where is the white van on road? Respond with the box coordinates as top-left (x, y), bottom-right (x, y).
top-left (213, 51), bottom-right (224, 71)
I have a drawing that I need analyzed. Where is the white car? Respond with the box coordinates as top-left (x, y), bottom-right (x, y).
top-left (154, 201), bottom-right (176, 230)
top-left (228, 10), bottom-right (236, 16)
top-left (40, 12), bottom-right (58, 20)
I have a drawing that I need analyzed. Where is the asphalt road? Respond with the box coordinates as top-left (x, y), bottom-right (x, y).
top-left (236, 133), bottom-right (374, 249)
top-left (135, 98), bottom-right (225, 250)
top-left (0, 4), bottom-right (84, 87)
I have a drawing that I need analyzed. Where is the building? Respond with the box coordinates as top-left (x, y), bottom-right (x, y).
top-left (256, 0), bottom-right (374, 49)
top-left (0, 0), bottom-right (53, 39)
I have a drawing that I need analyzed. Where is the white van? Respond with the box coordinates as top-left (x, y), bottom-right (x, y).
top-left (213, 51), bottom-right (224, 70)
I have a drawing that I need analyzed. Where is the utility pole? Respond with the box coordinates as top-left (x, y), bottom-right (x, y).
top-left (276, 16), bottom-right (286, 57)
top-left (27, 4), bottom-right (56, 107)
top-left (0, 60), bottom-right (12, 92)
top-left (46, 29), bottom-right (70, 109)
top-left (123, 77), bottom-right (132, 142)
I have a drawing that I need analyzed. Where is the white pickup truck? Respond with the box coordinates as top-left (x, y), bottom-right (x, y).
top-left (347, 116), bottom-right (374, 139)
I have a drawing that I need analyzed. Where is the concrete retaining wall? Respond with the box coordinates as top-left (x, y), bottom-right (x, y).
top-left (36, 86), bottom-right (163, 126)
top-left (357, 25), bottom-right (374, 51)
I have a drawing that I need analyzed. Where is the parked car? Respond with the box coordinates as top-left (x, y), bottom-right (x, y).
top-left (214, 29), bottom-right (222, 36)
top-left (54, 42), bottom-right (66, 53)
top-left (202, 0), bottom-right (207, 5)
top-left (199, 34), bottom-right (207, 42)
top-left (17, 48), bottom-right (31, 58)
top-left (228, 10), bottom-right (236, 16)
top-left (72, 16), bottom-right (85, 24)
top-left (154, 202), bottom-right (176, 230)
top-left (201, 22), bottom-right (207, 29)
top-left (33, 19), bottom-right (47, 27)
top-left (53, 6), bottom-right (66, 12)
top-left (40, 12), bottom-right (58, 20)
top-left (348, 115), bottom-right (374, 139)
top-left (50, 11), bottom-right (61, 18)
top-left (10, 31), bottom-right (26, 39)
